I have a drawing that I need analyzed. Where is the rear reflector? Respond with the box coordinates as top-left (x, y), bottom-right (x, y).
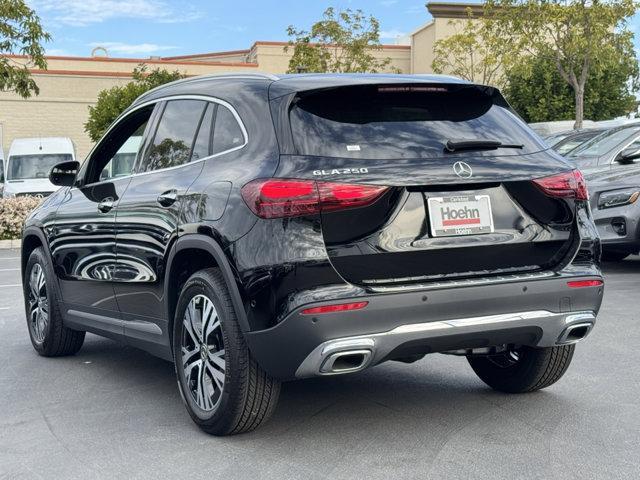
top-left (533, 170), bottom-right (588, 200)
top-left (301, 301), bottom-right (369, 315)
top-left (567, 280), bottom-right (603, 288)
top-left (241, 179), bottom-right (388, 219)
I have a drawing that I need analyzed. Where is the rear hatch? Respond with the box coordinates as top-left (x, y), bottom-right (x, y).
top-left (270, 82), bottom-right (583, 287)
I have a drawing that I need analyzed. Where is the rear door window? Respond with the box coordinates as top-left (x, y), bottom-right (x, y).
top-left (289, 85), bottom-right (545, 159)
top-left (139, 99), bottom-right (207, 173)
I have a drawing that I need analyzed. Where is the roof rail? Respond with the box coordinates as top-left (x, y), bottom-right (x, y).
top-left (134, 72), bottom-right (280, 104)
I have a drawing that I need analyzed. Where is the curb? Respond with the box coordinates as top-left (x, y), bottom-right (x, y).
top-left (0, 239), bottom-right (21, 250)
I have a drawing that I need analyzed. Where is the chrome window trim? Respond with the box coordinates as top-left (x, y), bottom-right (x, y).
top-left (608, 131), bottom-right (640, 165)
top-left (76, 94), bottom-right (248, 189)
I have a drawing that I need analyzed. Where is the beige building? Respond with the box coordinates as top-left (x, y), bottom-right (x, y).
top-left (0, 2), bottom-right (477, 159)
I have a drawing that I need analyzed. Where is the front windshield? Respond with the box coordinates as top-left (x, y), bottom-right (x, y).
top-left (568, 126), bottom-right (640, 158)
top-left (7, 154), bottom-right (73, 180)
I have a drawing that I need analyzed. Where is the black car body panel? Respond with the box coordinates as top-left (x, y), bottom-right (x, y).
top-left (22, 73), bottom-right (603, 380)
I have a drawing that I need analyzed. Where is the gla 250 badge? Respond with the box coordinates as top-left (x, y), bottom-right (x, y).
top-left (312, 168), bottom-right (369, 176)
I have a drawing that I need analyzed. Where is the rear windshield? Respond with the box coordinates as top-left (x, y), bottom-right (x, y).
top-left (567, 126), bottom-right (640, 158)
top-left (7, 154), bottom-right (73, 180)
top-left (289, 85), bottom-right (544, 159)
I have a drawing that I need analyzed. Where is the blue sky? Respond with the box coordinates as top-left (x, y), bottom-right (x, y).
top-left (28, 0), bottom-right (640, 59)
top-left (27, 0), bottom-right (439, 58)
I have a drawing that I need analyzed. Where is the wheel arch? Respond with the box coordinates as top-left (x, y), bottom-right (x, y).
top-left (21, 227), bottom-right (50, 281)
top-left (164, 234), bottom-right (250, 339)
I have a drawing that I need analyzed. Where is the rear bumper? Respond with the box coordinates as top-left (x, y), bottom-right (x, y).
top-left (295, 310), bottom-right (595, 378)
top-left (244, 271), bottom-right (604, 380)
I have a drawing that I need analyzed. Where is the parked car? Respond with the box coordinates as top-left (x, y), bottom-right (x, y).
top-left (586, 165), bottom-right (640, 261)
top-left (544, 129), bottom-right (582, 146)
top-left (2, 137), bottom-right (75, 198)
top-left (529, 120), bottom-right (597, 137)
top-left (566, 123), bottom-right (640, 172)
top-left (21, 73), bottom-right (603, 435)
top-left (552, 128), bottom-right (606, 157)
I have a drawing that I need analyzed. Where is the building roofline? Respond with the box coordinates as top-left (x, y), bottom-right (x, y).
top-left (28, 68), bottom-right (136, 78)
top-left (249, 40), bottom-right (410, 50)
top-left (7, 54), bottom-right (259, 68)
top-left (409, 20), bottom-right (435, 36)
top-left (161, 48), bottom-right (252, 61)
top-left (427, 2), bottom-right (485, 18)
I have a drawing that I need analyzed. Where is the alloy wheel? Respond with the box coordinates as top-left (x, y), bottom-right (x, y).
top-left (181, 294), bottom-right (226, 411)
top-left (28, 263), bottom-right (49, 343)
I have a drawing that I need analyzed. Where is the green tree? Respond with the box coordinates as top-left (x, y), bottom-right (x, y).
top-left (0, 0), bottom-right (50, 98)
top-left (285, 7), bottom-right (397, 73)
top-left (432, 7), bottom-right (514, 89)
top-left (487, 0), bottom-right (638, 128)
top-left (504, 42), bottom-right (639, 123)
top-left (85, 65), bottom-right (185, 142)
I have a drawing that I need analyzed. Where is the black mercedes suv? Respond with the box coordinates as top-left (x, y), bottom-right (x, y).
top-left (21, 73), bottom-right (604, 435)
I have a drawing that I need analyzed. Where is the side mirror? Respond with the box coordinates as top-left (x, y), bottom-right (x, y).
top-left (49, 161), bottom-right (80, 187)
top-left (616, 147), bottom-right (640, 164)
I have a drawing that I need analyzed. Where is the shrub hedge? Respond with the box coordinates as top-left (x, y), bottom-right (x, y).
top-left (0, 197), bottom-right (42, 240)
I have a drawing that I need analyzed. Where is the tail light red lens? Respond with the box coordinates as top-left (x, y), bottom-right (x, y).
top-left (533, 169), bottom-right (588, 201)
top-left (567, 279), bottom-right (603, 288)
top-left (301, 301), bottom-right (369, 315)
top-left (241, 179), bottom-right (388, 219)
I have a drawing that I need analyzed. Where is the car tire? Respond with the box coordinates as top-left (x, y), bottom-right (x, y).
top-left (467, 344), bottom-right (575, 393)
top-left (601, 251), bottom-right (629, 262)
top-left (23, 247), bottom-right (85, 356)
top-left (172, 268), bottom-right (280, 435)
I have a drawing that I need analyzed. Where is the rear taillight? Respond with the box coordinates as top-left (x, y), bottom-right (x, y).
top-left (241, 179), bottom-right (388, 219)
top-left (533, 169), bottom-right (588, 200)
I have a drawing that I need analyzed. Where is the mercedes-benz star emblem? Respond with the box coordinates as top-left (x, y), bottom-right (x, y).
top-left (453, 161), bottom-right (473, 179)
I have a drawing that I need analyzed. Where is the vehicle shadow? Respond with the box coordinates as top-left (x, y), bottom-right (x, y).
top-left (73, 337), bottom-right (575, 445)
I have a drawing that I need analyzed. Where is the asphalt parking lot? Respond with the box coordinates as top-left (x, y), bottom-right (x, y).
top-left (1, 248), bottom-right (639, 480)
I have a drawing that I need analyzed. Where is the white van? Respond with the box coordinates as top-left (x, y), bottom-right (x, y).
top-left (98, 135), bottom-right (139, 181)
top-left (3, 137), bottom-right (75, 198)
top-left (0, 146), bottom-right (4, 194)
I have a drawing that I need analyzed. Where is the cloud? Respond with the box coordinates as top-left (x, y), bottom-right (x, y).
top-left (46, 48), bottom-right (71, 56)
top-left (380, 29), bottom-right (407, 39)
top-left (32, 0), bottom-right (202, 27)
top-left (89, 42), bottom-right (177, 55)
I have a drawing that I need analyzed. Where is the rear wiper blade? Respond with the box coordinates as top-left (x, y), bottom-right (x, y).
top-left (445, 139), bottom-right (524, 153)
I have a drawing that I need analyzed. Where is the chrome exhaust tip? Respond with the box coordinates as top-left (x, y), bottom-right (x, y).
top-left (557, 322), bottom-right (594, 345)
top-left (319, 349), bottom-right (372, 374)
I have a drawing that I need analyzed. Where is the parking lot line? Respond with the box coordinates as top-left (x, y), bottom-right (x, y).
top-left (0, 257), bottom-right (20, 260)
top-left (0, 284), bottom-right (21, 288)
top-left (0, 269), bottom-right (19, 272)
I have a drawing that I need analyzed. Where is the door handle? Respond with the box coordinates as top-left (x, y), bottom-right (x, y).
top-left (97, 198), bottom-right (114, 213)
top-left (157, 189), bottom-right (178, 207)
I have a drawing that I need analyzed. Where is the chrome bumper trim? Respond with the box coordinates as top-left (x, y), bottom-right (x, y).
top-left (295, 309), bottom-right (596, 378)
